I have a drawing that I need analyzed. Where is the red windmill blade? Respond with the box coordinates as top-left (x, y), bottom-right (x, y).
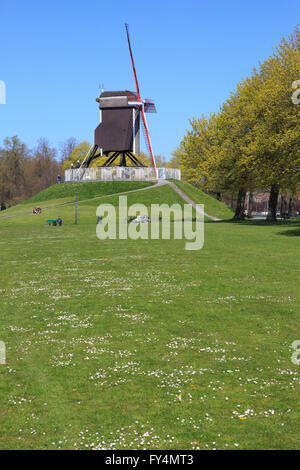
top-left (125, 23), bottom-right (158, 177)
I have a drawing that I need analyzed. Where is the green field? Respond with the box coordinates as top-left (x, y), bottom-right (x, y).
top-left (1, 181), bottom-right (300, 450)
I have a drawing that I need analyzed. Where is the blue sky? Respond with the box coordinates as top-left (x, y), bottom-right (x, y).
top-left (0, 0), bottom-right (299, 160)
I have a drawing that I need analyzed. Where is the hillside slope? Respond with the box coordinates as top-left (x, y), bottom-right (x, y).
top-left (171, 180), bottom-right (234, 220)
top-left (23, 181), bottom-right (155, 204)
top-left (0, 179), bottom-right (233, 225)
top-left (0, 182), bottom-right (186, 226)
top-left (0, 181), bottom-right (156, 219)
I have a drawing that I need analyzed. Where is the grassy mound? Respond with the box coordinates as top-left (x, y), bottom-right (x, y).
top-left (4, 179), bottom-right (233, 223)
top-left (0, 181), bottom-right (156, 220)
top-left (0, 184), bottom-right (190, 226)
top-left (23, 181), bottom-right (155, 204)
top-left (171, 180), bottom-right (234, 219)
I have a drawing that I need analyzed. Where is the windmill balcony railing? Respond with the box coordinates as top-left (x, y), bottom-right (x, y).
top-left (64, 167), bottom-right (181, 182)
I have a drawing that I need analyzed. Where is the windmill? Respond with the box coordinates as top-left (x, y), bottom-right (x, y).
top-left (80, 24), bottom-right (158, 177)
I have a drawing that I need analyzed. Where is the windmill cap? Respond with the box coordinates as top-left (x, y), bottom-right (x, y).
top-left (99, 90), bottom-right (137, 98)
top-left (96, 90), bottom-right (140, 109)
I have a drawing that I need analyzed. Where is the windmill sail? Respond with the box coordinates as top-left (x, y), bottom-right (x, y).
top-left (125, 23), bottom-right (158, 177)
top-left (144, 99), bottom-right (157, 113)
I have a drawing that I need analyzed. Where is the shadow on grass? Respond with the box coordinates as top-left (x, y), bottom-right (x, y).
top-left (206, 218), bottom-right (300, 229)
top-left (276, 226), bottom-right (300, 237)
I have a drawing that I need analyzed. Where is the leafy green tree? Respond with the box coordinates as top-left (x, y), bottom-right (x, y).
top-left (175, 27), bottom-right (300, 221)
top-left (249, 29), bottom-right (300, 220)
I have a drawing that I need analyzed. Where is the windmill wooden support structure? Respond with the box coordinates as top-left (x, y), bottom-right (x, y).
top-left (79, 24), bottom-right (158, 178)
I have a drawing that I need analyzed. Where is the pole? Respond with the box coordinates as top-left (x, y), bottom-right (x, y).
top-left (125, 23), bottom-right (140, 99)
top-left (75, 190), bottom-right (78, 224)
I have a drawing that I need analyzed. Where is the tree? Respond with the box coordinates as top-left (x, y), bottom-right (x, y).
top-left (32, 139), bottom-right (60, 192)
top-left (0, 136), bottom-right (29, 205)
top-left (250, 29), bottom-right (300, 220)
top-left (174, 27), bottom-right (300, 221)
top-left (62, 141), bottom-right (94, 169)
top-left (59, 138), bottom-right (78, 164)
top-left (213, 72), bottom-right (262, 219)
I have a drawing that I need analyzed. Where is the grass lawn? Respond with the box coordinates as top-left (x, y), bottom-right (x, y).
top-left (1, 182), bottom-right (300, 450)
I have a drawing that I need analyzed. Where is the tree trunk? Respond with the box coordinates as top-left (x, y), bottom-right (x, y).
top-left (280, 195), bottom-right (286, 217)
top-left (266, 186), bottom-right (279, 222)
top-left (288, 195), bottom-right (297, 217)
top-left (247, 192), bottom-right (253, 218)
top-left (233, 189), bottom-right (246, 220)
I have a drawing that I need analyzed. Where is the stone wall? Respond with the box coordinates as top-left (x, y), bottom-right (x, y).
top-left (64, 167), bottom-right (181, 182)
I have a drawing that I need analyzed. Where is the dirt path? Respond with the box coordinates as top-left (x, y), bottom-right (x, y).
top-left (164, 181), bottom-right (221, 221)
